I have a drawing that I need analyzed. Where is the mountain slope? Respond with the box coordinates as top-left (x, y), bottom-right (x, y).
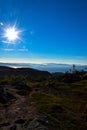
top-left (0, 66), bottom-right (51, 77)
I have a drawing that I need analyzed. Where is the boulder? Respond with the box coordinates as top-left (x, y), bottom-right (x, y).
top-left (26, 118), bottom-right (48, 130)
top-left (0, 122), bottom-right (10, 127)
top-left (15, 118), bottom-right (26, 124)
top-left (10, 125), bottom-right (17, 130)
top-left (12, 82), bottom-right (32, 91)
top-left (0, 87), bottom-right (16, 104)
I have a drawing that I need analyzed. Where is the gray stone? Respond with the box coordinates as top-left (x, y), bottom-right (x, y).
top-left (27, 118), bottom-right (48, 130)
top-left (10, 125), bottom-right (17, 130)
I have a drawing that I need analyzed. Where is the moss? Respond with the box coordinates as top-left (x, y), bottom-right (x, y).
top-left (33, 84), bottom-right (87, 129)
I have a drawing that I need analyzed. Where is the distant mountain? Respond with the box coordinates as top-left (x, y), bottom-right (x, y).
top-left (0, 66), bottom-right (50, 77)
top-left (0, 62), bottom-right (87, 72)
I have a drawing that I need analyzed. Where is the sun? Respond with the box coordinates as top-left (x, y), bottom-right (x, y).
top-left (3, 24), bottom-right (22, 43)
top-left (5, 27), bottom-right (19, 41)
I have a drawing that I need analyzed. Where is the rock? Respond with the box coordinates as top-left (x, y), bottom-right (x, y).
top-left (50, 105), bottom-right (64, 113)
top-left (15, 118), bottom-right (26, 124)
top-left (6, 92), bottom-right (16, 100)
top-left (10, 125), bottom-right (17, 130)
top-left (12, 82), bottom-right (32, 91)
top-left (26, 118), bottom-right (48, 130)
top-left (0, 122), bottom-right (10, 127)
top-left (0, 86), bottom-right (16, 104)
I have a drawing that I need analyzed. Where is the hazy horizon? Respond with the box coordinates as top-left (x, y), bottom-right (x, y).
top-left (0, 61), bottom-right (87, 73)
top-left (0, 59), bottom-right (87, 66)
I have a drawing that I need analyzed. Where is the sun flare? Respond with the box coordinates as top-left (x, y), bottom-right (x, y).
top-left (5, 27), bottom-right (18, 41)
top-left (3, 25), bottom-right (22, 43)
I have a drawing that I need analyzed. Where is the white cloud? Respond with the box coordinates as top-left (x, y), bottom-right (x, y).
top-left (0, 22), bottom-right (4, 26)
top-left (18, 46), bottom-right (28, 52)
top-left (18, 48), bottom-right (28, 52)
top-left (2, 40), bottom-right (13, 44)
top-left (2, 48), bottom-right (14, 51)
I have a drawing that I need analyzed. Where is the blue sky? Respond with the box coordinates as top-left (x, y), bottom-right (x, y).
top-left (0, 0), bottom-right (87, 64)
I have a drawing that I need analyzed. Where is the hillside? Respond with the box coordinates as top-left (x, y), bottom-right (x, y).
top-left (0, 66), bottom-right (51, 77)
top-left (0, 68), bottom-right (87, 130)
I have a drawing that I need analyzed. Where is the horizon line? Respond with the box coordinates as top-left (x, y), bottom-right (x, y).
top-left (0, 61), bottom-right (87, 66)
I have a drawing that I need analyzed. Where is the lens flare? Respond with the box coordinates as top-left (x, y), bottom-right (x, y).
top-left (5, 27), bottom-right (19, 41)
top-left (3, 24), bottom-right (22, 44)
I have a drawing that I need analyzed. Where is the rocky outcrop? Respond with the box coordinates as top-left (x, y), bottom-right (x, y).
top-left (26, 118), bottom-right (48, 130)
top-left (15, 118), bottom-right (26, 124)
top-left (0, 86), bottom-right (16, 104)
top-left (10, 125), bottom-right (17, 130)
top-left (12, 82), bottom-right (32, 91)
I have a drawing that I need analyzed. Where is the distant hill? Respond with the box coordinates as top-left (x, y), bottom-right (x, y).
top-left (0, 66), bottom-right (51, 77)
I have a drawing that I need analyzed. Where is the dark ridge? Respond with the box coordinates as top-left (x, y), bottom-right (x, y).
top-left (0, 66), bottom-right (51, 77)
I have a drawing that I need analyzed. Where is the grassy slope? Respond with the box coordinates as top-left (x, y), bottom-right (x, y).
top-left (33, 80), bottom-right (87, 130)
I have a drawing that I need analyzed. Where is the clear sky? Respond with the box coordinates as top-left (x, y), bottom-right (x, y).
top-left (0, 0), bottom-right (87, 64)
